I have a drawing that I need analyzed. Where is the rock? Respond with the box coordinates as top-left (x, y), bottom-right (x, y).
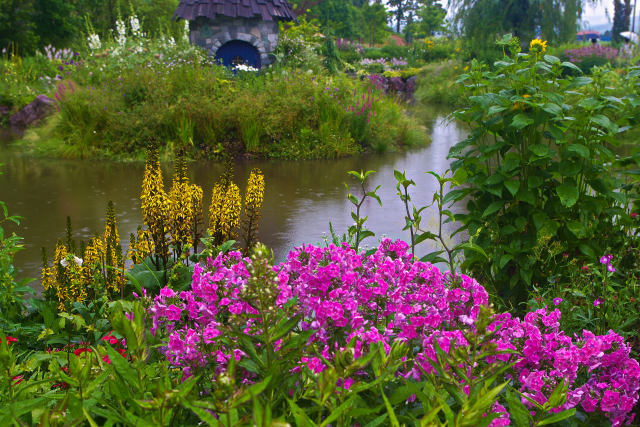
top-left (9, 95), bottom-right (55, 136)
top-left (405, 75), bottom-right (418, 103)
top-left (389, 77), bottom-right (405, 92)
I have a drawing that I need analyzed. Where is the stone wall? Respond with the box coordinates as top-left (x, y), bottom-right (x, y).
top-left (190, 16), bottom-right (280, 66)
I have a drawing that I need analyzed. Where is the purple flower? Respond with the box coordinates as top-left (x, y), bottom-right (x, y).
top-left (553, 297), bottom-right (563, 306)
top-left (594, 298), bottom-right (603, 307)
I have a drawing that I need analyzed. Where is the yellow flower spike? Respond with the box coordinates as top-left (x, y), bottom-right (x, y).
top-left (190, 184), bottom-right (204, 249)
top-left (242, 169), bottom-right (266, 253)
top-left (169, 171), bottom-right (194, 249)
top-left (208, 182), bottom-right (226, 237)
top-left (219, 182), bottom-right (241, 241)
top-left (245, 169), bottom-right (265, 214)
top-left (141, 149), bottom-right (170, 242)
top-left (529, 38), bottom-right (548, 53)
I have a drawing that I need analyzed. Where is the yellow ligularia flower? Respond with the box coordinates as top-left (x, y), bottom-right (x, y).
top-left (244, 169), bottom-right (265, 214)
top-left (529, 38), bottom-right (548, 53)
top-left (141, 149), bottom-right (169, 242)
top-left (219, 182), bottom-right (241, 241)
top-left (208, 182), bottom-right (226, 237)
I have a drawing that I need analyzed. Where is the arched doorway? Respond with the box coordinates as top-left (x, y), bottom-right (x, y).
top-left (215, 40), bottom-right (261, 69)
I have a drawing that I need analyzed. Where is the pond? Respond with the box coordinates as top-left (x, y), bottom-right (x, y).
top-left (0, 107), bottom-right (466, 289)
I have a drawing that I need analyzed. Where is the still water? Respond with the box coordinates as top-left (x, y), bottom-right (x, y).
top-left (0, 110), bottom-right (465, 287)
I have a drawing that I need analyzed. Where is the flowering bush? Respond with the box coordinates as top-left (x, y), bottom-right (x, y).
top-left (150, 239), bottom-right (640, 425)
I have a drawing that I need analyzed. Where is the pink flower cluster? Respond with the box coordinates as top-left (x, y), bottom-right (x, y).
top-left (564, 45), bottom-right (618, 63)
top-left (149, 239), bottom-right (640, 425)
top-left (491, 309), bottom-right (640, 426)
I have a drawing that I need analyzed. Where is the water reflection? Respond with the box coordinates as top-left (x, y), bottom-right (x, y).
top-left (0, 108), bottom-right (465, 286)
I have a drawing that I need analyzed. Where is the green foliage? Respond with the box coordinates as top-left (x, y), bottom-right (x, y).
top-left (452, 0), bottom-right (582, 54)
top-left (447, 36), bottom-right (639, 308)
top-left (360, 2), bottom-right (390, 47)
top-left (0, 169), bottom-right (34, 324)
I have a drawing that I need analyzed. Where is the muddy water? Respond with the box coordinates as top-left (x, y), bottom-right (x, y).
top-left (0, 109), bottom-right (465, 287)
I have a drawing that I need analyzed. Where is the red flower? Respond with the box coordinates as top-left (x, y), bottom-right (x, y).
top-left (73, 347), bottom-right (92, 356)
top-left (11, 375), bottom-right (23, 386)
top-left (631, 212), bottom-right (638, 218)
top-left (1, 336), bottom-right (18, 344)
top-left (102, 334), bottom-right (119, 345)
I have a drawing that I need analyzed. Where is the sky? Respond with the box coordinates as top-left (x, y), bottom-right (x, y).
top-left (581, 0), bottom-right (640, 32)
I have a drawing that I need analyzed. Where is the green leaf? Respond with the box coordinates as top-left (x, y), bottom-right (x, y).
top-left (556, 183), bottom-right (579, 207)
top-left (502, 153), bottom-right (520, 172)
top-left (561, 61), bottom-right (582, 73)
top-left (527, 176), bottom-right (543, 189)
top-left (516, 188), bottom-right (535, 205)
top-left (544, 54), bottom-right (560, 64)
top-left (320, 396), bottom-right (356, 427)
top-left (499, 254), bottom-right (513, 269)
top-left (541, 103), bottom-right (562, 116)
top-left (511, 113), bottom-right (534, 129)
top-left (567, 221), bottom-right (586, 239)
top-left (529, 144), bottom-right (549, 157)
top-left (590, 114), bottom-right (613, 131)
top-left (536, 408), bottom-right (576, 426)
top-left (184, 402), bottom-right (221, 426)
top-left (105, 344), bottom-right (139, 392)
top-left (457, 243), bottom-right (489, 260)
top-left (482, 201), bottom-right (503, 217)
top-left (488, 105), bottom-right (507, 116)
top-left (504, 180), bottom-right (519, 197)
top-left (506, 389), bottom-right (532, 427)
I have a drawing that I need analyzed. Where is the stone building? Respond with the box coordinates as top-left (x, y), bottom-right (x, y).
top-left (173, 0), bottom-right (296, 68)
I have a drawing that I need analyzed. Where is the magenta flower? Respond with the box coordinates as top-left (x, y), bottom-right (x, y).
top-left (553, 298), bottom-right (563, 306)
top-left (594, 298), bottom-right (603, 307)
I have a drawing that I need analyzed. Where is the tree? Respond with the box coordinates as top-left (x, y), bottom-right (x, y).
top-left (612, 0), bottom-right (631, 43)
top-left (415, 0), bottom-right (446, 36)
top-left (33, 0), bottom-right (77, 48)
top-left (360, 2), bottom-right (390, 46)
top-left (452, 0), bottom-right (583, 51)
top-left (0, 0), bottom-right (38, 54)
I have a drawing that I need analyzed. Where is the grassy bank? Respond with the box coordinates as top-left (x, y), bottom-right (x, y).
top-left (13, 63), bottom-right (427, 160)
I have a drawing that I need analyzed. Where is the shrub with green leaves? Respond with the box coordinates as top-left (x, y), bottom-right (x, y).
top-left (448, 34), bottom-right (639, 307)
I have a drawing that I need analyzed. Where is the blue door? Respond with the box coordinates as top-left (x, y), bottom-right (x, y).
top-left (215, 40), bottom-right (261, 69)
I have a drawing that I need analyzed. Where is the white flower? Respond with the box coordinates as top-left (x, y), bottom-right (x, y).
top-left (116, 19), bottom-right (127, 47)
top-left (73, 256), bottom-right (83, 266)
top-left (60, 258), bottom-right (68, 267)
top-left (88, 34), bottom-right (102, 50)
top-left (183, 20), bottom-right (190, 43)
top-left (130, 16), bottom-right (141, 36)
top-left (234, 64), bottom-right (258, 72)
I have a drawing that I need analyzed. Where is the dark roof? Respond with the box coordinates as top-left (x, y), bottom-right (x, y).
top-left (174, 0), bottom-right (295, 22)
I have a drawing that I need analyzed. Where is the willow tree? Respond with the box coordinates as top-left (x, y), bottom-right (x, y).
top-left (452, 0), bottom-right (583, 52)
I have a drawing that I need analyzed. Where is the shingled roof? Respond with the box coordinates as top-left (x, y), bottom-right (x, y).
top-left (174, 0), bottom-right (295, 22)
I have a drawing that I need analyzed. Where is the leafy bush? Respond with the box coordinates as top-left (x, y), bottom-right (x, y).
top-left (447, 35), bottom-right (639, 306)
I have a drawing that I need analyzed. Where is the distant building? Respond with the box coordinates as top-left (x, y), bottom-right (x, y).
top-left (173, 0), bottom-right (296, 69)
top-left (577, 30), bottom-right (600, 42)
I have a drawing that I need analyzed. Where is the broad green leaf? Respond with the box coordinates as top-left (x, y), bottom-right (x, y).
top-left (502, 153), bottom-right (520, 172)
top-left (529, 144), bottom-right (549, 157)
top-left (541, 103), bottom-right (562, 116)
top-left (516, 188), bottom-right (535, 205)
top-left (567, 143), bottom-right (590, 158)
top-left (511, 113), bottom-right (534, 129)
top-left (504, 180), bottom-right (520, 196)
top-left (561, 61), bottom-right (582, 73)
top-left (482, 201), bottom-right (503, 217)
top-left (556, 183), bottom-right (579, 207)
top-left (567, 221), bottom-right (586, 239)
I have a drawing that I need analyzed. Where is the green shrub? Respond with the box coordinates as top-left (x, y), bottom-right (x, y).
top-left (447, 35), bottom-right (639, 307)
